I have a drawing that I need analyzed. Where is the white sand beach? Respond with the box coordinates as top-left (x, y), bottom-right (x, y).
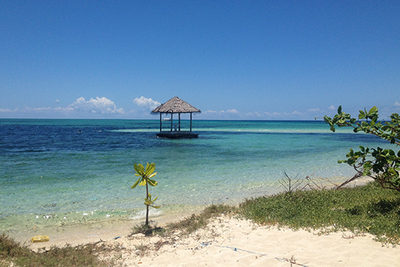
top-left (28, 213), bottom-right (400, 267)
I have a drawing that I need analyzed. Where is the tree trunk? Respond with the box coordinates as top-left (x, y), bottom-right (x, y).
top-left (145, 183), bottom-right (149, 226)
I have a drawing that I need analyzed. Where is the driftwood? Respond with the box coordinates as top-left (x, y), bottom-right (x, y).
top-left (335, 172), bottom-right (363, 190)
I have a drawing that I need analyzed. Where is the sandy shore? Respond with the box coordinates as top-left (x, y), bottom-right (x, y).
top-left (26, 177), bottom-right (400, 266)
top-left (28, 213), bottom-right (400, 267)
top-left (90, 215), bottom-right (399, 267)
top-left (25, 205), bottom-right (207, 249)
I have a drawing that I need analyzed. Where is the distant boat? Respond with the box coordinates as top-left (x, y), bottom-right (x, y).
top-left (162, 118), bottom-right (171, 121)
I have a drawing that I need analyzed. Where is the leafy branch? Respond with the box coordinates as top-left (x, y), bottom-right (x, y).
top-left (324, 106), bottom-right (400, 191)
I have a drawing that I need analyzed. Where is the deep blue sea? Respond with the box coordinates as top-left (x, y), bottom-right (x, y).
top-left (0, 119), bottom-right (391, 235)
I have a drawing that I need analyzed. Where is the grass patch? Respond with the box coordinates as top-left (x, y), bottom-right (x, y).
top-left (0, 234), bottom-right (120, 267)
top-left (238, 181), bottom-right (400, 244)
top-left (165, 204), bottom-right (236, 235)
top-left (131, 204), bottom-right (237, 237)
top-left (131, 223), bottom-right (165, 236)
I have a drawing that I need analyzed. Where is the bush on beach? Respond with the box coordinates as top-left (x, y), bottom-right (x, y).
top-left (324, 106), bottom-right (400, 191)
top-left (0, 233), bottom-right (119, 267)
top-left (239, 181), bottom-right (400, 244)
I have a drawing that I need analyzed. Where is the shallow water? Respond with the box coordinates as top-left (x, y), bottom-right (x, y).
top-left (0, 119), bottom-right (391, 236)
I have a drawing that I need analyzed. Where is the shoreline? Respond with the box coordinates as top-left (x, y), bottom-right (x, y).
top-left (22, 177), bottom-right (371, 249)
top-left (5, 176), bottom-right (374, 249)
top-left (14, 205), bottom-right (209, 249)
top-left (6, 177), bottom-right (400, 266)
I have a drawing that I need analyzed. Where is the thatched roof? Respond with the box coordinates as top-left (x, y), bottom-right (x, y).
top-left (151, 96), bottom-right (201, 114)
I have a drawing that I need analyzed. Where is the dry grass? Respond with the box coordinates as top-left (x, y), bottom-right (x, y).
top-left (0, 233), bottom-right (122, 267)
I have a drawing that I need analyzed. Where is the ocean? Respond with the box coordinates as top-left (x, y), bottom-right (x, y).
top-left (0, 119), bottom-right (390, 236)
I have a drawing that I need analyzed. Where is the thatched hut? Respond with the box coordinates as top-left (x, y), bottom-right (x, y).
top-left (151, 96), bottom-right (201, 138)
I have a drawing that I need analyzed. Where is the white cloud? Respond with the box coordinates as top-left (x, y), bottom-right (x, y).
top-left (0, 108), bottom-right (18, 113)
top-left (133, 96), bottom-right (161, 110)
top-left (200, 109), bottom-right (240, 119)
top-left (328, 105), bottom-right (336, 110)
top-left (70, 97), bottom-right (125, 114)
top-left (0, 97), bottom-right (126, 118)
top-left (395, 101), bottom-right (400, 106)
top-left (54, 106), bottom-right (74, 112)
top-left (203, 110), bottom-right (218, 114)
top-left (292, 110), bottom-right (303, 115)
top-left (308, 108), bottom-right (321, 112)
top-left (226, 109), bottom-right (239, 114)
top-left (33, 107), bottom-right (52, 111)
top-left (246, 112), bottom-right (264, 118)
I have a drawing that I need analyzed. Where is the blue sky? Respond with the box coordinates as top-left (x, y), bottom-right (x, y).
top-left (1, 0), bottom-right (399, 120)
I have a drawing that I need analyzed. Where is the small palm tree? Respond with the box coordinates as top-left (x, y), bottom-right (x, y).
top-left (131, 163), bottom-right (160, 226)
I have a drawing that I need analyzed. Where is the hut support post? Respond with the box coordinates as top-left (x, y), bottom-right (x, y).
top-left (190, 113), bottom-right (193, 132)
top-left (178, 113), bottom-right (181, 131)
top-left (170, 113), bottom-right (173, 131)
top-left (159, 113), bottom-right (162, 132)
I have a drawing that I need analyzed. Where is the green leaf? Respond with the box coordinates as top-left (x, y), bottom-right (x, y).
top-left (145, 162), bottom-right (156, 176)
top-left (131, 177), bottom-right (141, 189)
top-left (369, 106), bottom-right (378, 115)
top-left (148, 172), bottom-right (157, 179)
top-left (337, 105), bottom-right (342, 114)
top-left (134, 163), bottom-right (144, 175)
top-left (359, 110), bottom-right (366, 120)
top-left (147, 179), bottom-right (158, 187)
top-left (324, 115), bottom-right (331, 124)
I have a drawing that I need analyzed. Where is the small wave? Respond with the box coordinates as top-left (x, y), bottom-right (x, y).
top-left (129, 209), bottom-right (162, 220)
top-left (110, 129), bottom-right (158, 133)
top-left (110, 128), bottom-right (352, 134)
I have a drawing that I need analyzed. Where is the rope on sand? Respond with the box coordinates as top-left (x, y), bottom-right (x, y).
top-left (214, 245), bottom-right (308, 267)
top-left (214, 245), bottom-right (268, 257)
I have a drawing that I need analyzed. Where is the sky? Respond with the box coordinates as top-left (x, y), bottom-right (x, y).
top-left (1, 0), bottom-right (399, 120)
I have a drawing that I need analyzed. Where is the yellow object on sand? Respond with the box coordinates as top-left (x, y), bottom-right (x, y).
top-left (31, 235), bottom-right (49, 243)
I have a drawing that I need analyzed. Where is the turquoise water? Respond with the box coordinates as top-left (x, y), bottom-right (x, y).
top-left (0, 119), bottom-right (391, 233)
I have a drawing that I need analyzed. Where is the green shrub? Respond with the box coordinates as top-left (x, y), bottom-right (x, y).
top-left (239, 182), bottom-right (400, 243)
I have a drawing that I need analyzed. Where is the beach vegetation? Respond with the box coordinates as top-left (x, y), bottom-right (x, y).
top-left (133, 244), bottom-right (150, 257)
top-left (165, 204), bottom-right (236, 235)
top-left (324, 106), bottom-right (400, 191)
top-left (132, 162), bottom-right (160, 226)
top-left (0, 233), bottom-right (120, 267)
top-left (239, 181), bottom-right (400, 244)
top-left (131, 223), bottom-right (165, 237)
top-left (279, 172), bottom-right (336, 193)
top-left (130, 204), bottom-right (236, 237)
top-left (279, 171), bottom-right (303, 193)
